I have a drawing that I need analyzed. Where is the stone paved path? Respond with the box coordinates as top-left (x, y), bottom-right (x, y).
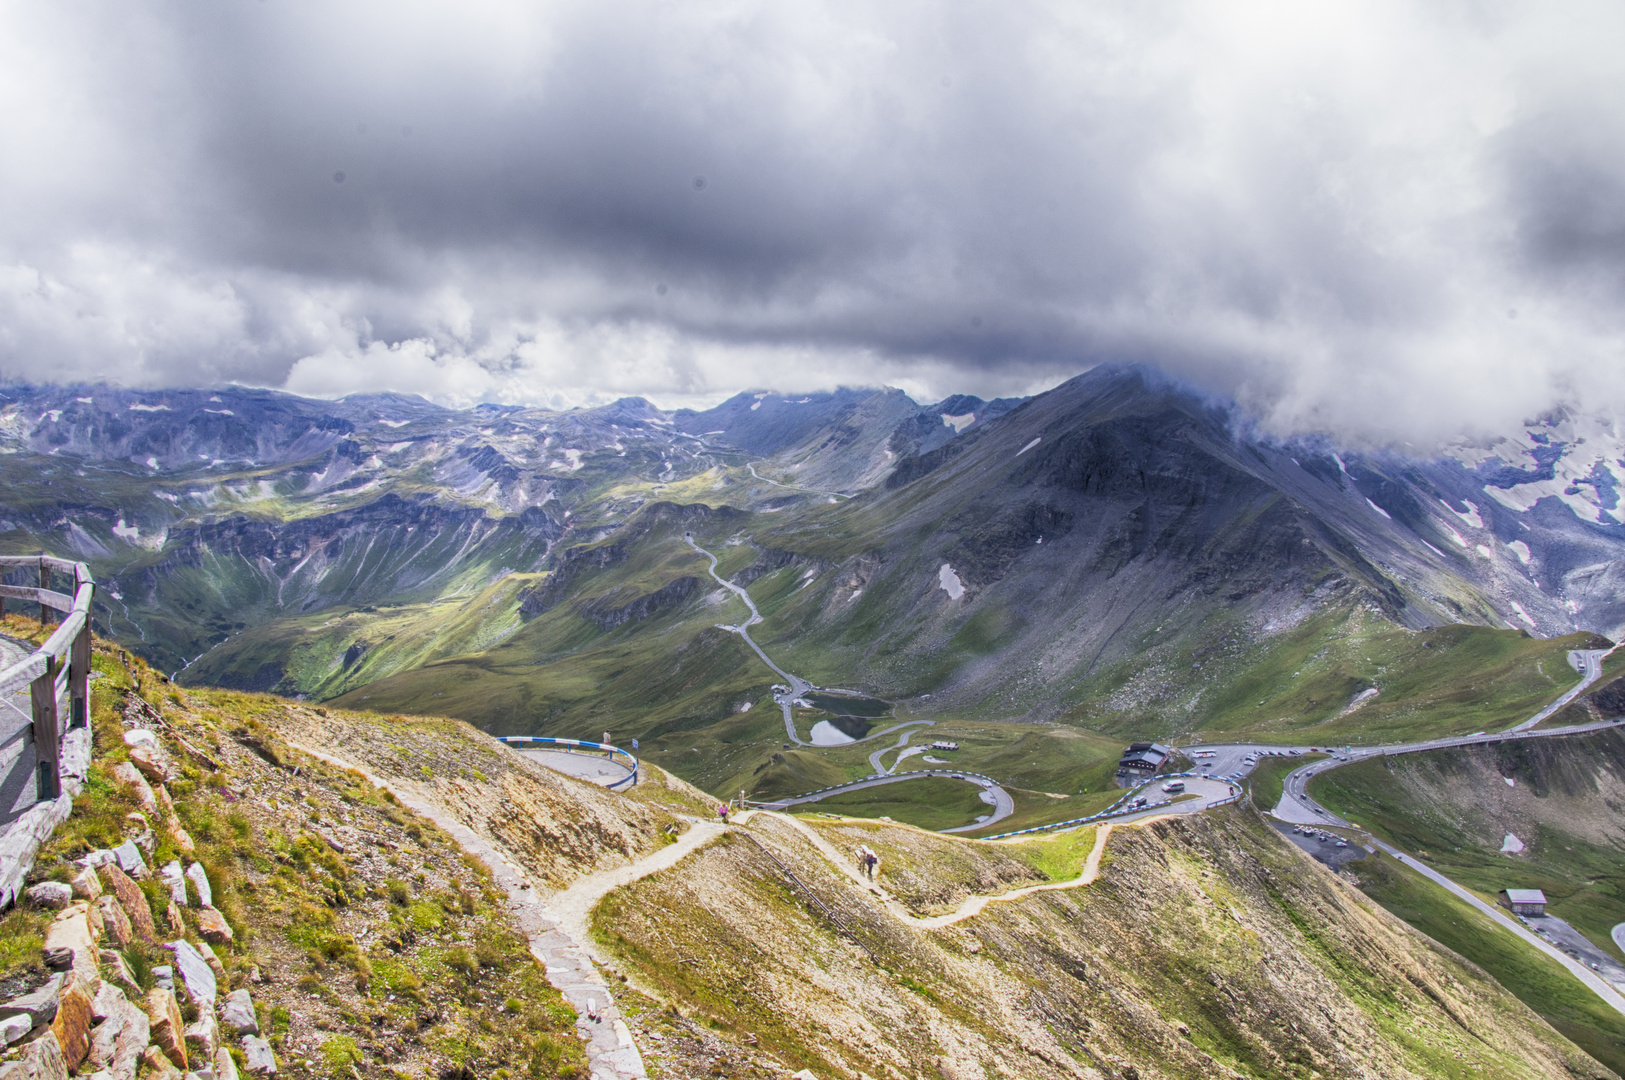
top-left (286, 741), bottom-right (648, 1080)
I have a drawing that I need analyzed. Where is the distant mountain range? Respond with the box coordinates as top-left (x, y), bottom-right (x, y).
top-left (2, 365), bottom-right (1621, 740)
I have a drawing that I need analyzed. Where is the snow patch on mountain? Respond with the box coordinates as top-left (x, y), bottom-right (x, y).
top-left (1441, 498), bottom-right (1485, 528)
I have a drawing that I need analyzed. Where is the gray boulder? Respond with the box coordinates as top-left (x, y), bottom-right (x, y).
top-left (184, 864), bottom-right (212, 909)
top-left (218, 990), bottom-right (257, 1036)
top-left (166, 941), bottom-right (216, 1006)
top-left (241, 1035), bottom-right (276, 1075)
top-left (0, 973), bottom-right (65, 1026)
top-left (25, 882), bottom-right (72, 910)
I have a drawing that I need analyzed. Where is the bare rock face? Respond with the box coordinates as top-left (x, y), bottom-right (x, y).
top-left (197, 907), bottom-right (234, 945)
top-left (0, 1030), bottom-right (67, 1080)
top-left (213, 1046), bottom-right (240, 1080)
top-left (144, 988), bottom-right (187, 1071)
top-left (218, 991), bottom-right (257, 1037)
top-left (47, 976), bottom-right (94, 1071)
top-left (25, 883), bottom-right (72, 910)
top-left (95, 895), bottom-right (132, 949)
top-left (96, 865), bottom-right (155, 942)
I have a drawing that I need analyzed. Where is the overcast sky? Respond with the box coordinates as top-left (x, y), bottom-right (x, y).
top-left (2, 1), bottom-right (1624, 443)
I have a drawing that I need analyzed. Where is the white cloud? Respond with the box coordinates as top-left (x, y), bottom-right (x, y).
top-left (1, 0), bottom-right (1623, 437)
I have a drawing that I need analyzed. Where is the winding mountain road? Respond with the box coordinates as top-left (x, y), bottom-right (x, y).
top-left (1195, 649), bottom-right (1625, 1018)
top-left (751, 769), bottom-right (1017, 833)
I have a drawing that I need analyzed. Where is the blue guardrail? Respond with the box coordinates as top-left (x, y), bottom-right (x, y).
top-left (496, 736), bottom-right (639, 790)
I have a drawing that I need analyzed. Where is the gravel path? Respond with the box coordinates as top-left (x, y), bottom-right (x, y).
top-left (287, 740), bottom-right (651, 1080)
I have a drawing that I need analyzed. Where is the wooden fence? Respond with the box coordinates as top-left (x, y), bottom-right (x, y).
top-left (0, 554), bottom-right (94, 907)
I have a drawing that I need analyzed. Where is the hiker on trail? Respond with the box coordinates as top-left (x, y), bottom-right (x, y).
top-left (718, 803), bottom-right (731, 824)
top-left (866, 850), bottom-right (880, 880)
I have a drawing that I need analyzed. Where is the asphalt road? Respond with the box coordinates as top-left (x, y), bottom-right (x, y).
top-left (687, 533), bottom-right (936, 753)
top-left (516, 748), bottom-right (636, 788)
top-left (751, 769), bottom-right (1017, 833)
top-left (1509, 647), bottom-right (1613, 731)
top-left (1196, 650), bottom-right (1625, 1017)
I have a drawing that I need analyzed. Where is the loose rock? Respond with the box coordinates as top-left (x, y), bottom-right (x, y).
top-left (183, 1003), bottom-right (217, 1059)
top-left (68, 868), bottom-right (101, 902)
top-left (0, 1030), bottom-right (67, 1080)
top-left (49, 976), bottom-right (95, 1071)
top-left (184, 864), bottom-right (211, 909)
top-left (145, 988), bottom-right (187, 1070)
top-left (196, 907), bottom-right (233, 945)
top-left (168, 941), bottom-right (216, 1006)
top-left (128, 744), bottom-right (170, 785)
top-left (140, 1045), bottom-right (182, 1080)
top-left (41, 907), bottom-right (100, 989)
top-left (195, 942), bottom-right (226, 984)
top-left (240, 1035), bottom-right (276, 1075)
top-left (109, 841), bottom-right (147, 880)
top-left (213, 1047), bottom-right (239, 1080)
top-left (95, 896), bottom-right (132, 949)
top-left (0, 1015), bottom-right (31, 1048)
top-left (96, 951), bottom-right (140, 996)
top-left (160, 862), bottom-right (187, 907)
top-left (25, 883), bottom-right (72, 910)
top-left (218, 991), bottom-right (257, 1037)
top-left (96, 866), bottom-right (155, 942)
top-left (108, 765), bottom-right (155, 814)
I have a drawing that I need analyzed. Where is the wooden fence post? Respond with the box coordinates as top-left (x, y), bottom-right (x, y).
top-left (31, 655), bottom-right (60, 801)
top-left (69, 620), bottom-right (90, 730)
top-left (37, 556), bottom-right (49, 627)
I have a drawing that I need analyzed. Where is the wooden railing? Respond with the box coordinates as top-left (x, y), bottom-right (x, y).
top-left (0, 555), bottom-right (94, 803)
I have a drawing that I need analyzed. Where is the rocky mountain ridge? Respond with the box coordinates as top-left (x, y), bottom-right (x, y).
top-left (2, 366), bottom-right (1622, 740)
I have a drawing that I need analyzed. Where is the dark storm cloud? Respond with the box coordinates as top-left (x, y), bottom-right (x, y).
top-left (2, 1), bottom-right (1624, 440)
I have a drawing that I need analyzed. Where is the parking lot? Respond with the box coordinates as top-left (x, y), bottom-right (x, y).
top-left (1269, 819), bottom-right (1371, 870)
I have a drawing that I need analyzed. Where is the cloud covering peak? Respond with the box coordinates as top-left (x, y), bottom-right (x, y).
top-left (2, 0), bottom-right (1623, 443)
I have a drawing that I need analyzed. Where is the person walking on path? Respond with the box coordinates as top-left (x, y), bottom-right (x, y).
top-left (718, 803), bottom-right (731, 825)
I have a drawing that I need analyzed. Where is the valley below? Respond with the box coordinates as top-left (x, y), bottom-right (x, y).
top-left (6, 364), bottom-right (1625, 1077)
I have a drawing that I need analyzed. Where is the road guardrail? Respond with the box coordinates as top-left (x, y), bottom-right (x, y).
top-left (497, 735), bottom-right (639, 789)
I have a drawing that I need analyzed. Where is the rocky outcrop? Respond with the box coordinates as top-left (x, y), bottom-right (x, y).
top-left (575, 576), bottom-right (702, 631)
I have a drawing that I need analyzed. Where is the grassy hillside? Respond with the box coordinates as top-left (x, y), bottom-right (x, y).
top-left (0, 621), bottom-right (610, 1078)
top-left (1350, 850), bottom-right (1625, 1074)
top-left (593, 808), bottom-right (1612, 1078)
top-left (1310, 733), bottom-right (1625, 955)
